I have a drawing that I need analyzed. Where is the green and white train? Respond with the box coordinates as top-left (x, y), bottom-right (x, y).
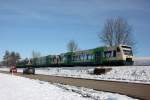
top-left (17, 45), bottom-right (134, 67)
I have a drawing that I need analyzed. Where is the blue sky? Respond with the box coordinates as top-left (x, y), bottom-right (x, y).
top-left (0, 0), bottom-right (150, 60)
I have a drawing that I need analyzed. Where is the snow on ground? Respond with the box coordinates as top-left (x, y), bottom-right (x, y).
top-left (0, 73), bottom-right (136, 100)
top-left (97, 66), bottom-right (150, 83)
top-left (0, 66), bottom-right (150, 84)
top-left (34, 66), bottom-right (150, 84)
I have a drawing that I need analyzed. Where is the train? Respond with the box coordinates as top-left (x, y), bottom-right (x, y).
top-left (17, 45), bottom-right (134, 67)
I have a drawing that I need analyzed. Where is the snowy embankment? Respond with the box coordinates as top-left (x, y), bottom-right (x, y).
top-left (0, 66), bottom-right (150, 84)
top-left (34, 66), bottom-right (150, 84)
top-left (0, 73), bottom-right (136, 100)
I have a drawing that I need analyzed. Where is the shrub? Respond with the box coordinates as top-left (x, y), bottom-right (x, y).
top-left (93, 68), bottom-right (112, 75)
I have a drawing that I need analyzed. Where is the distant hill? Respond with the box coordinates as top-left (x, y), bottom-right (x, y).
top-left (134, 57), bottom-right (150, 66)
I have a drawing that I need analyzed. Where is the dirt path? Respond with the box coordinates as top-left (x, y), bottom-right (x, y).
top-left (0, 70), bottom-right (149, 100)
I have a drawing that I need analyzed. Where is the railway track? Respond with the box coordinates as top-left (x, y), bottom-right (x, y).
top-left (0, 70), bottom-right (149, 100)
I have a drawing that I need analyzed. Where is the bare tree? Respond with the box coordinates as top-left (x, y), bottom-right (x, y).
top-left (100, 19), bottom-right (114, 46)
top-left (67, 40), bottom-right (78, 52)
top-left (99, 17), bottom-right (135, 47)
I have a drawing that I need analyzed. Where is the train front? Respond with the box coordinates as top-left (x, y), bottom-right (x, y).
top-left (119, 45), bottom-right (134, 65)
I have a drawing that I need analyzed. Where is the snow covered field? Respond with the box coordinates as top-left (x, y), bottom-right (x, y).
top-left (0, 73), bottom-right (136, 100)
top-left (0, 66), bottom-right (150, 84)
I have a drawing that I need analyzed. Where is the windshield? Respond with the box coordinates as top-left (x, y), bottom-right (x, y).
top-left (123, 50), bottom-right (133, 56)
top-left (121, 46), bottom-right (131, 49)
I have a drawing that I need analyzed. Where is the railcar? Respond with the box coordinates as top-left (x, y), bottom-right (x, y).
top-left (59, 45), bottom-right (133, 66)
top-left (17, 45), bottom-right (134, 67)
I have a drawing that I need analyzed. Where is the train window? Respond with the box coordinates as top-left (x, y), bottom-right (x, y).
top-left (122, 46), bottom-right (131, 49)
top-left (83, 55), bottom-right (86, 60)
top-left (86, 54), bottom-right (89, 60)
top-left (81, 55), bottom-right (84, 60)
top-left (88, 54), bottom-right (94, 60)
top-left (113, 51), bottom-right (116, 57)
top-left (77, 56), bottom-right (79, 61)
top-left (74, 56), bottom-right (77, 61)
top-left (104, 51), bottom-right (112, 58)
top-left (88, 55), bottom-right (91, 60)
top-left (83, 55), bottom-right (85, 61)
top-left (72, 56), bottom-right (75, 61)
top-left (123, 50), bottom-right (133, 55)
top-left (75, 56), bottom-right (77, 61)
top-left (78, 55), bottom-right (81, 61)
top-left (74, 56), bottom-right (76, 61)
top-left (117, 47), bottom-right (120, 52)
top-left (63, 57), bottom-right (66, 61)
top-left (92, 55), bottom-right (95, 59)
top-left (79, 55), bottom-right (80, 60)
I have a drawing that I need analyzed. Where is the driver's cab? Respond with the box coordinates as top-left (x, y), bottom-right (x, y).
top-left (118, 45), bottom-right (134, 64)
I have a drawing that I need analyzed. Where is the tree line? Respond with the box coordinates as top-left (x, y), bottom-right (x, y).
top-left (3, 51), bottom-right (21, 67)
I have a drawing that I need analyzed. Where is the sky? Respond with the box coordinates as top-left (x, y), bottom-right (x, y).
top-left (0, 0), bottom-right (150, 60)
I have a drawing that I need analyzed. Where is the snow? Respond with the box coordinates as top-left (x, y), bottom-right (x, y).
top-left (0, 66), bottom-right (150, 84)
top-left (0, 73), bottom-right (136, 100)
top-left (96, 66), bottom-right (150, 83)
top-left (35, 66), bottom-right (150, 84)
